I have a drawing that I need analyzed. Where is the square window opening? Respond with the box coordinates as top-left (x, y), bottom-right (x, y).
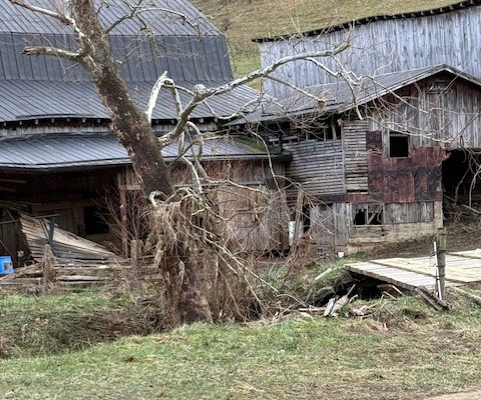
top-left (353, 209), bottom-right (367, 225)
top-left (353, 204), bottom-right (384, 226)
top-left (389, 132), bottom-right (409, 158)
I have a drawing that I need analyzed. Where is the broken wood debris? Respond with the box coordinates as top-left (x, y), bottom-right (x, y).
top-left (323, 284), bottom-right (356, 317)
top-left (415, 286), bottom-right (449, 310)
top-left (19, 213), bottom-right (123, 264)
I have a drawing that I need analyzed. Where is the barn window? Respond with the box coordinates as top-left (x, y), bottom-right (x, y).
top-left (389, 132), bottom-right (409, 158)
top-left (84, 205), bottom-right (109, 235)
top-left (352, 204), bottom-right (384, 226)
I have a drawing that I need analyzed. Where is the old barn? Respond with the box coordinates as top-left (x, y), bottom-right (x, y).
top-left (234, 65), bottom-right (481, 254)
top-left (240, 0), bottom-right (481, 254)
top-left (255, 0), bottom-right (481, 97)
top-left (0, 0), bottom-right (289, 266)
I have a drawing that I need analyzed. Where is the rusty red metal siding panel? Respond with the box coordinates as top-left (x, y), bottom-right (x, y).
top-left (363, 132), bottom-right (444, 204)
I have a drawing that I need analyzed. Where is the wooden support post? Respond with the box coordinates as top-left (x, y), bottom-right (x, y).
top-left (116, 173), bottom-right (129, 258)
top-left (130, 239), bottom-right (140, 270)
top-left (436, 228), bottom-right (447, 300)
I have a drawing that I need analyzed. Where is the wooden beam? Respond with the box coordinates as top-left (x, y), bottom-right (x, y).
top-left (116, 173), bottom-right (129, 258)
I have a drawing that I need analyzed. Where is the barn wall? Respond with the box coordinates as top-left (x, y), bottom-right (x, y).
top-left (344, 120), bottom-right (368, 192)
top-left (259, 6), bottom-right (481, 96)
top-left (366, 75), bottom-right (481, 149)
top-left (123, 159), bottom-right (290, 253)
top-left (303, 77), bottom-right (464, 252)
top-left (283, 138), bottom-right (345, 202)
top-left (0, 158), bottom-right (290, 264)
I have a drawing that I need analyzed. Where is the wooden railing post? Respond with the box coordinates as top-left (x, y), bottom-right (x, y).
top-left (436, 228), bottom-right (447, 300)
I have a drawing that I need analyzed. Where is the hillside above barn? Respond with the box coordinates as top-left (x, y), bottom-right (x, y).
top-left (193, 0), bottom-right (470, 77)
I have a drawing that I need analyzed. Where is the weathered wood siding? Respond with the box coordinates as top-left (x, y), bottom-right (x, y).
top-left (259, 6), bottom-right (481, 96)
top-left (366, 74), bottom-right (481, 149)
top-left (284, 139), bottom-right (345, 201)
top-left (130, 160), bottom-right (290, 253)
top-left (310, 200), bottom-right (443, 251)
top-left (343, 120), bottom-right (368, 192)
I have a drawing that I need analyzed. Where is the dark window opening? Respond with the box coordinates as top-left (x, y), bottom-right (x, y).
top-left (302, 205), bottom-right (311, 233)
top-left (353, 204), bottom-right (384, 226)
top-left (389, 132), bottom-right (409, 158)
top-left (332, 118), bottom-right (343, 139)
top-left (353, 209), bottom-right (367, 225)
top-left (84, 205), bottom-right (109, 235)
top-left (368, 209), bottom-right (383, 225)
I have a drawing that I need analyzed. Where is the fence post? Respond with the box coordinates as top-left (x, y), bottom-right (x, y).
top-left (436, 228), bottom-right (447, 300)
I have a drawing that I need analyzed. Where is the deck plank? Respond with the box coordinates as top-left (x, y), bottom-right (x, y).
top-left (346, 252), bottom-right (481, 290)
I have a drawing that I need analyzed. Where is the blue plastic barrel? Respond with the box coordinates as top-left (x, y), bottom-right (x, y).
top-left (0, 256), bottom-right (13, 274)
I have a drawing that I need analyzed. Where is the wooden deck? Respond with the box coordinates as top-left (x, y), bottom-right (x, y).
top-left (347, 251), bottom-right (481, 290)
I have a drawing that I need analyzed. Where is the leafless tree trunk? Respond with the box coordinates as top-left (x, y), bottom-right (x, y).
top-left (9, 0), bottom-right (352, 325)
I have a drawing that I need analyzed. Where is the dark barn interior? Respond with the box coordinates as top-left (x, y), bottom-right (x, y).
top-left (442, 149), bottom-right (481, 217)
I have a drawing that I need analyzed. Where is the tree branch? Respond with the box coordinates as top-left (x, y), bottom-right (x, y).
top-left (23, 45), bottom-right (83, 61)
top-left (105, 0), bottom-right (201, 35)
top-left (8, 0), bottom-right (94, 61)
top-left (146, 71), bottom-right (169, 123)
top-left (158, 37), bottom-right (352, 148)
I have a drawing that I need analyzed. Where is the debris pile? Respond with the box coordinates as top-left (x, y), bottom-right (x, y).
top-left (0, 214), bottom-right (156, 293)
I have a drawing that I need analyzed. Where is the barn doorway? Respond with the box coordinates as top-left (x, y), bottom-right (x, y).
top-left (442, 149), bottom-right (481, 218)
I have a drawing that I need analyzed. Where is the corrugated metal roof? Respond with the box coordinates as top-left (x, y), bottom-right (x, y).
top-left (254, 0), bottom-right (481, 42)
top-left (0, 33), bottom-right (233, 83)
top-left (0, 1), bottom-right (234, 83)
top-left (0, 133), bottom-right (283, 171)
top-left (0, 0), bottom-right (219, 36)
top-left (231, 65), bottom-right (481, 123)
top-left (0, 79), bottom-right (259, 122)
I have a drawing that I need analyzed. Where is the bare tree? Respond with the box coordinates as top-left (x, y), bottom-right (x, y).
top-left (9, 0), bottom-right (352, 325)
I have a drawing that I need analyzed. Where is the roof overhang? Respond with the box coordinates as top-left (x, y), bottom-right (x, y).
top-left (0, 133), bottom-right (289, 173)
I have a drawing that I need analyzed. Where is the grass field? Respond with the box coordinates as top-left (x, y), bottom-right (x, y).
top-left (2, 292), bottom-right (481, 400)
top-left (192, 0), bottom-right (460, 77)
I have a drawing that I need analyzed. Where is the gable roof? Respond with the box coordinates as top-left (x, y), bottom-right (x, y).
top-left (230, 65), bottom-right (481, 124)
top-left (0, 0), bottom-right (248, 123)
top-left (253, 0), bottom-right (481, 42)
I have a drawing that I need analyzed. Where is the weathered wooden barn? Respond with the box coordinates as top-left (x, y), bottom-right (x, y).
top-left (242, 0), bottom-right (481, 254)
top-left (0, 0), bottom-right (289, 266)
top-left (235, 65), bottom-right (481, 253)
top-left (255, 0), bottom-right (481, 97)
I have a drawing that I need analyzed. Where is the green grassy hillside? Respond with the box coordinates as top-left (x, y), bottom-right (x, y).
top-left (192, 0), bottom-right (460, 77)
